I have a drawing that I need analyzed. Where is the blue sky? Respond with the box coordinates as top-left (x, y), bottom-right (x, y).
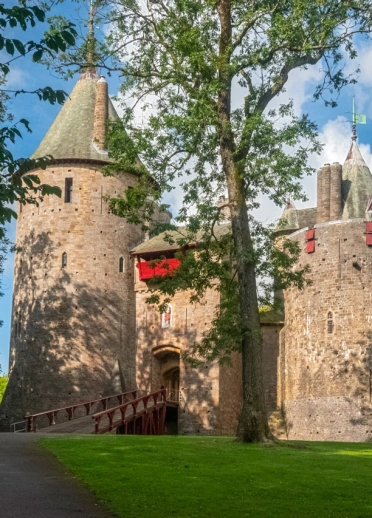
top-left (0, 0), bottom-right (122, 372)
top-left (1, 3), bottom-right (372, 372)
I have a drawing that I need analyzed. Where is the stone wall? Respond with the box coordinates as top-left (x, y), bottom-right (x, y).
top-left (135, 266), bottom-right (221, 435)
top-left (262, 325), bottom-right (281, 411)
top-left (0, 163), bottom-right (144, 423)
top-left (285, 396), bottom-right (372, 442)
top-left (218, 324), bottom-right (281, 436)
top-left (283, 219), bottom-right (372, 441)
top-left (135, 256), bottom-right (282, 436)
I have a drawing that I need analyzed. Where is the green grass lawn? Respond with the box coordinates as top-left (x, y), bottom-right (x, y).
top-left (41, 436), bottom-right (372, 518)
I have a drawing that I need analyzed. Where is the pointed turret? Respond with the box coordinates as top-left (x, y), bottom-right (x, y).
top-left (341, 140), bottom-right (372, 219)
top-left (31, 1), bottom-right (118, 164)
top-left (0, 8), bottom-right (146, 426)
top-left (31, 72), bottom-right (118, 163)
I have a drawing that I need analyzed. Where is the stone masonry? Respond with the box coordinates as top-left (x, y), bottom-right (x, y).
top-left (278, 135), bottom-right (372, 442)
top-left (133, 240), bottom-right (282, 436)
top-left (8, 54), bottom-right (372, 443)
top-left (1, 163), bottom-right (144, 423)
top-left (281, 220), bottom-right (372, 441)
top-left (134, 259), bottom-right (222, 434)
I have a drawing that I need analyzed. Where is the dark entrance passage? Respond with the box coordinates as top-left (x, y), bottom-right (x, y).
top-left (165, 405), bottom-right (178, 435)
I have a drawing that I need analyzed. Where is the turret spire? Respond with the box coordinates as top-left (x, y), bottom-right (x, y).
top-left (341, 103), bottom-right (372, 219)
top-left (285, 194), bottom-right (295, 210)
top-left (82, 0), bottom-right (97, 75)
top-left (351, 96), bottom-right (357, 141)
top-left (351, 96), bottom-right (366, 142)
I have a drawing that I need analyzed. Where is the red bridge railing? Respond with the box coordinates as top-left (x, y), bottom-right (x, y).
top-left (92, 389), bottom-right (166, 435)
top-left (25, 390), bottom-right (138, 432)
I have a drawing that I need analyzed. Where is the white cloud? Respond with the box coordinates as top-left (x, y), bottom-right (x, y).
top-left (292, 116), bottom-right (372, 215)
top-left (273, 66), bottom-right (322, 116)
top-left (253, 113), bottom-right (372, 224)
top-left (5, 68), bottom-right (29, 89)
top-left (110, 16), bottom-right (372, 224)
top-left (112, 93), bottom-right (159, 128)
top-left (231, 62), bottom-right (322, 120)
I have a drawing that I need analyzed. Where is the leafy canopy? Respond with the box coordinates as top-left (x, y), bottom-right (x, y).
top-left (95, 0), bottom-right (371, 360)
top-left (0, 2), bottom-right (78, 225)
top-left (0, 2), bottom-right (77, 327)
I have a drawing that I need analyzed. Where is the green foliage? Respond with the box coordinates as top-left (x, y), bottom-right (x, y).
top-left (101, 0), bottom-right (371, 363)
top-left (0, 3), bottom-right (77, 81)
top-left (42, 436), bottom-right (372, 518)
top-left (0, 224), bottom-right (10, 328)
top-left (0, 1), bottom-right (77, 316)
top-left (0, 373), bottom-right (8, 403)
top-left (0, 1), bottom-right (78, 225)
top-left (40, 3), bottom-right (114, 80)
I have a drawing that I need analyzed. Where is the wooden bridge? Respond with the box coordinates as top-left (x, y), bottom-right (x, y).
top-left (22, 389), bottom-right (167, 435)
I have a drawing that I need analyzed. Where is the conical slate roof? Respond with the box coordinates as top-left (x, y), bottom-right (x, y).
top-left (31, 71), bottom-right (118, 163)
top-left (342, 140), bottom-right (372, 219)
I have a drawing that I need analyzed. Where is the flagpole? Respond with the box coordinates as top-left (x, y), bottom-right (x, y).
top-left (352, 96), bottom-right (357, 141)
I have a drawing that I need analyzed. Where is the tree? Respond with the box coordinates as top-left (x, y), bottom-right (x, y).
top-left (0, 2), bottom-right (77, 321)
top-left (0, 2), bottom-right (78, 224)
top-left (0, 371), bottom-right (7, 404)
top-left (94, 0), bottom-right (372, 442)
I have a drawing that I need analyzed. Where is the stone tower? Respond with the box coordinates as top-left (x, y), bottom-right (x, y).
top-left (0, 69), bottom-right (145, 423)
top-left (278, 133), bottom-right (372, 441)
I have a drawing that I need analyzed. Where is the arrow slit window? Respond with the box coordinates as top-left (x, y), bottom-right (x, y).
top-left (65, 178), bottom-right (73, 203)
top-left (327, 311), bottom-right (334, 334)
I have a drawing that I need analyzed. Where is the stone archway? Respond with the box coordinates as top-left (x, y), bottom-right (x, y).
top-left (152, 345), bottom-right (180, 434)
top-left (152, 345), bottom-right (180, 402)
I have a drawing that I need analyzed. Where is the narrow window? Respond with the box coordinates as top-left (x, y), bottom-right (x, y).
top-left (15, 321), bottom-right (21, 338)
top-left (162, 304), bottom-right (172, 329)
top-left (327, 311), bottom-right (334, 334)
top-left (65, 178), bottom-right (73, 203)
top-left (119, 257), bottom-right (124, 273)
top-left (62, 252), bottom-right (67, 268)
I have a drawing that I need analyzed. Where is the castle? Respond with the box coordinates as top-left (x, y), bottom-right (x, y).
top-left (276, 135), bottom-right (372, 442)
top-left (1, 66), bottom-right (372, 441)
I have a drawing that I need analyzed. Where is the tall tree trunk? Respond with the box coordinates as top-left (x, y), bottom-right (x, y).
top-left (217, 0), bottom-right (272, 443)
